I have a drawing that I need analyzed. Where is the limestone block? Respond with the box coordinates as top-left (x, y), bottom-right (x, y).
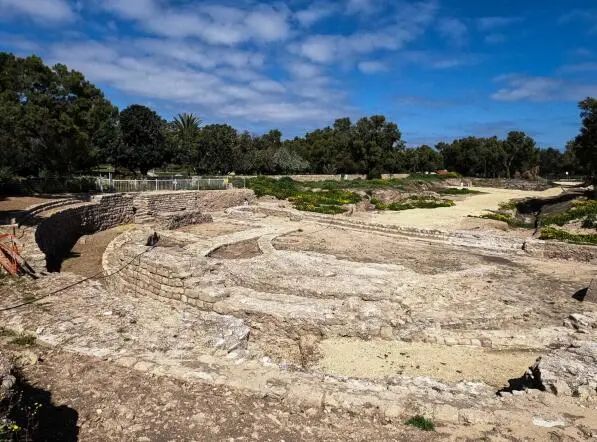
top-left (585, 278), bottom-right (597, 303)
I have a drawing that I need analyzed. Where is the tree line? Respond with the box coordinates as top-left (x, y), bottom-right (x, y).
top-left (1, 52), bottom-right (595, 182)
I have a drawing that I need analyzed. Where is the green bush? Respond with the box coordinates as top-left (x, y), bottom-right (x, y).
top-left (405, 415), bottom-right (435, 431)
top-left (372, 197), bottom-right (455, 211)
top-left (247, 176), bottom-right (360, 214)
top-left (498, 199), bottom-right (520, 211)
top-left (479, 212), bottom-right (534, 228)
top-left (539, 226), bottom-right (597, 245)
top-left (247, 176), bottom-right (298, 199)
top-left (582, 213), bottom-right (596, 229)
top-left (541, 200), bottom-right (597, 226)
top-left (438, 187), bottom-right (482, 195)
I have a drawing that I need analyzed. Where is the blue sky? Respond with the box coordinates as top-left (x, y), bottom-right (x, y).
top-left (1, 0), bottom-right (596, 147)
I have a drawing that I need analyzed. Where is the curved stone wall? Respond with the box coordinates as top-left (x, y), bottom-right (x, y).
top-left (29, 189), bottom-right (255, 271)
top-left (34, 194), bottom-right (134, 271)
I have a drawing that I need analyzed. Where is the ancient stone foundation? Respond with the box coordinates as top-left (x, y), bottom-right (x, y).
top-left (21, 189), bottom-right (254, 271)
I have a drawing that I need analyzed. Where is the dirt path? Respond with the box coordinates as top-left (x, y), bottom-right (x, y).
top-left (61, 225), bottom-right (136, 277)
top-left (354, 186), bottom-right (563, 230)
top-left (3, 343), bottom-right (438, 441)
top-left (317, 339), bottom-right (538, 387)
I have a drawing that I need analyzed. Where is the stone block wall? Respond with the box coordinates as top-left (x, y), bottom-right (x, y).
top-left (35, 194), bottom-right (134, 270)
top-left (134, 189), bottom-right (254, 218)
top-left (30, 189), bottom-right (254, 271)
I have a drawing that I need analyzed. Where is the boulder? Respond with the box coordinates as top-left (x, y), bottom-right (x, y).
top-left (523, 344), bottom-right (597, 397)
top-left (584, 278), bottom-right (597, 303)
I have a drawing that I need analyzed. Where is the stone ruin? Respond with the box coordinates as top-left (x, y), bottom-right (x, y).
top-left (1, 189), bottom-right (596, 434)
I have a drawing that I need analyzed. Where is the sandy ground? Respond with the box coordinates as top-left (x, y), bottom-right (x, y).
top-left (354, 186), bottom-right (563, 230)
top-left (317, 339), bottom-right (539, 388)
top-left (61, 225), bottom-right (136, 277)
top-left (1, 342), bottom-right (438, 442)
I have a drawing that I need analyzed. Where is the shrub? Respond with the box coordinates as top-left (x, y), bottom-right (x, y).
top-left (247, 176), bottom-right (360, 214)
top-left (11, 334), bottom-right (36, 346)
top-left (373, 197), bottom-right (455, 211)
top-left (539, 227), bottom-right (597, 245)
top-left (479, 213), bottom-right (534, 228)
top-left (438, 187), bottom-right (482, 195)
top-left (541, 200), bottom-right (597, 227)
top-left (582, 213), bottom-right (596, 229)
top-left (405, 415), bottom-right (435, 431)
top-left (247, 176), bottom-right (298, 199)
top-left (498, 199), bottom-right (520, 211)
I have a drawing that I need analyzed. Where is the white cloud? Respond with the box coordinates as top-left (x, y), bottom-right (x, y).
top-left (484, 33), bottom-right (506, 44)
top-left (358, 60), bottom-right (387, 74)
top-left (437, 17), bottom-right (467, 46)
top-left (476, 16), bottom-right (522, 31)
top-left (346, 0), bottom-right (378, 14)
top-left (558, 62), bottom-right (597, 74)
top-left (402, 50), bottom-right (480, 70)
top-left (293, 1), bottom-right (438, 64)
top-left (101, 0), bottom-right (291, 45)
top-left (295, 3), bottom-right (335, 26)
top-left (46, 38), bottom-right (349, 125)
top-left (0, 0), bottom-right (75, 23)
top-left (491, 74), bottom-right (597, 102)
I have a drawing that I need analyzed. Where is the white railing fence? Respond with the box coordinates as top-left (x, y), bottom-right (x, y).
top-left (96, 177), bottom-right (245, 193)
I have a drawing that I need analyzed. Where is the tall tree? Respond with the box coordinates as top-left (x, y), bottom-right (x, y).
top-left (0, 52), bottom-right (118, 176)
top-left (572, 97), bottom-right (597, 194)
top-left (503, 131), bottom-right (539, 178)
top-left (196, 124), bottom-right (237, 174)
top-left (171, 112), bottom-right (201, 166)
top-left (119, 104), bottom-right (167, 175)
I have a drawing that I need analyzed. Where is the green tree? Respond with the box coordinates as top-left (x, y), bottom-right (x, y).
top-left (572, 97), bottom-right (597, 193)
top-left (404, 145), bottom-right (443, 172)
top-left (503, 131), bottom-right (539, 178)
top-left (272, 146), bottom-right (309, 173)
top-left (539, 147), bottom-right (564, 177)
top-left (119, 104), bottom-right (167, 175)
top-left (171, 112), bottom-right (202, 166)
top-left (0, 52), bottom-right (118, 176)
top-left (352, 115), bottom-right (403, 178)
top-left (196, 124), bottom-right (238, 174)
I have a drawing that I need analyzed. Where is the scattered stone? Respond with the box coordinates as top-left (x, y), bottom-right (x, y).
top-left (532, 417), bottom-right (566, 428)
top-left (584, 278), bottom-right (597, 303)
top-left (523, 344), bottom-right (597, 398)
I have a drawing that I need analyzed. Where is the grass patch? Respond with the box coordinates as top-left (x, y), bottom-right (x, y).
top-left (405, 415), bottom-right (435, 431)
top-left (498, 199), bottom-right (520, 211)
top-left (438, 187), bottom-right (483, 195)
top-left (11, 334), bottom-right (36, 346)
top-left (539, 226), bottom-right (597, 245)
top-left (582, 213), bottom-right (596, 229)
top-left (479, 213), bottom-right (534, 228)
top-left (301, 173), bottom-right (461, 191)
top-left (540, 200), bottom-right (597, 227)
top-left (0, 327), bottom-right (17, 338)
top-left (372, 196), bottom-right (455, 211)
top-left (247, 176), bottom-right (360, 214)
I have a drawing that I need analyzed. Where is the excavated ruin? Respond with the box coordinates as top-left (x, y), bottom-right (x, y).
top-left (1, 189), bottom-right (596, 435)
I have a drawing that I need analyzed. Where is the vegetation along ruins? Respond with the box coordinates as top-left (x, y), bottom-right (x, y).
top-left (0, 1), bottom-right (596, 440)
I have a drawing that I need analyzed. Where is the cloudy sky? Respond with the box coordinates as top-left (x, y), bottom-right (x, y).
top-left (1, 0), bottom-right (596, 147)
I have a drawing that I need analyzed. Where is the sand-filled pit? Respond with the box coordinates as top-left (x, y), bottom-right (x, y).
top-left (317, 338), bottom-right (539, 387)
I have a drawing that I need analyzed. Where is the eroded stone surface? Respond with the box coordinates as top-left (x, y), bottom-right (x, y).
top-left (2, 195), bottom-right (597, 440)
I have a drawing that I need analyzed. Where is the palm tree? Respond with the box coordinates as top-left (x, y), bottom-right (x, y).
top-left (173, 113), bottom-right (202, 138)
top-left (172, 113), bottom-right (202, 169)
